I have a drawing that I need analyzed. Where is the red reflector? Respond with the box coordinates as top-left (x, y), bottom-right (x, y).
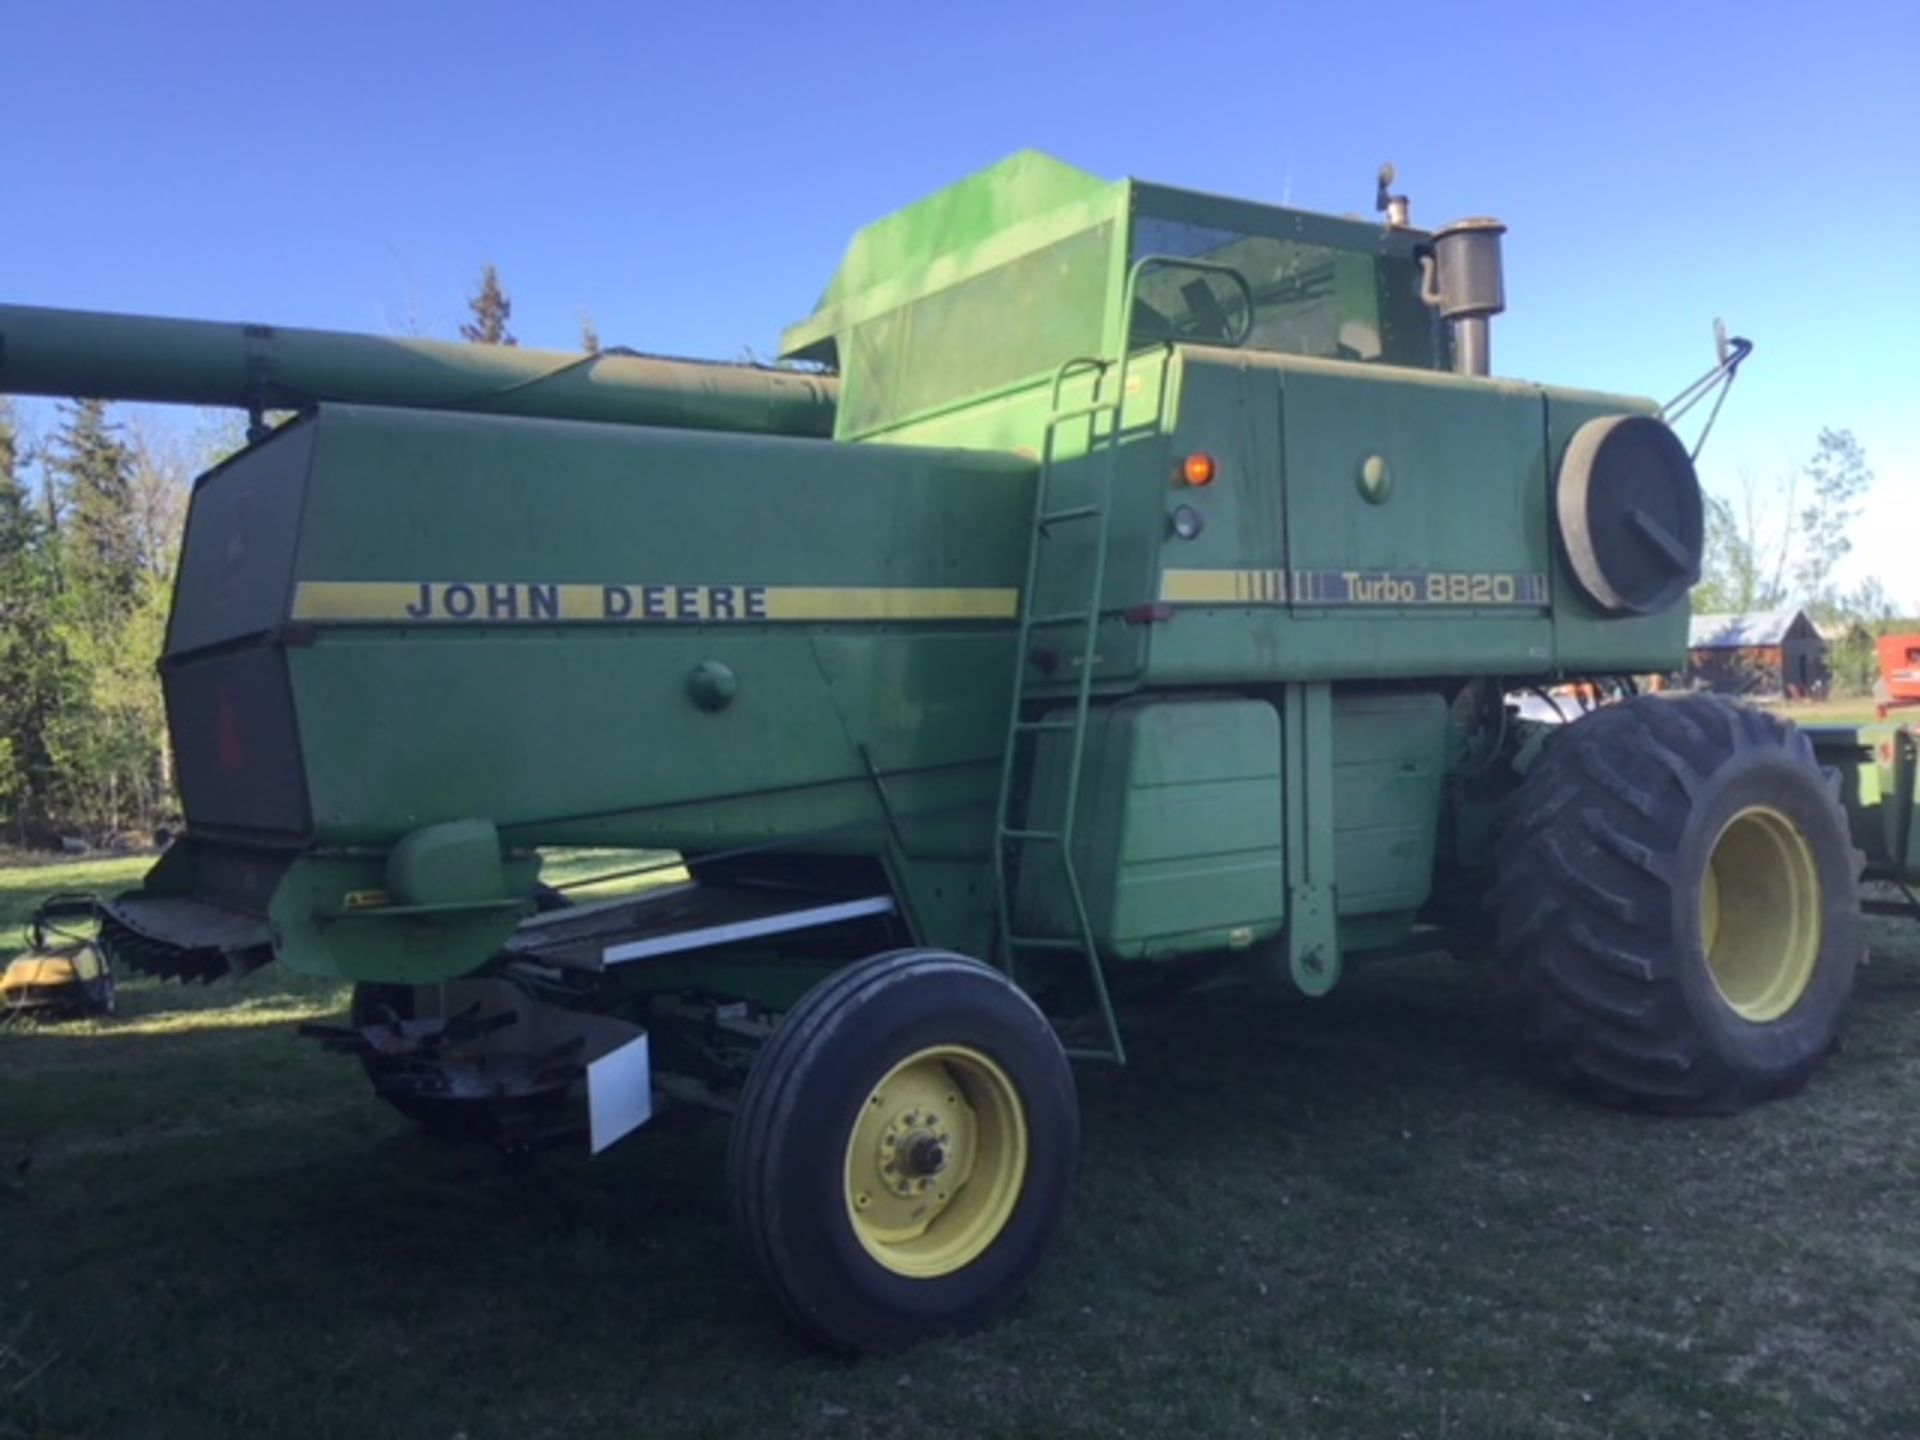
top-left (215, 689), bottom-right (247, 772)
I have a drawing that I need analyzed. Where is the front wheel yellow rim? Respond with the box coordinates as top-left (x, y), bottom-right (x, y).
top-left (843, 1045), bottom-right (1028, 1279)
top-left (1700, 805), bottom-right (1823, 1022)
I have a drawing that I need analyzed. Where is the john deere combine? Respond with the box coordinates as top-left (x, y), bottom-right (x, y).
top-left (0, 152), bottom-right (1883, 1351)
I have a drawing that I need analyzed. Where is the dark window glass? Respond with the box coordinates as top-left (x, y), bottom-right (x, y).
top-left (1130, 216), bottom-right (1436, 368)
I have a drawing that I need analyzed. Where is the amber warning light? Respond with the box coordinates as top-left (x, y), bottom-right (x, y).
top-left (1181, 453), bottom-right (1216, 487)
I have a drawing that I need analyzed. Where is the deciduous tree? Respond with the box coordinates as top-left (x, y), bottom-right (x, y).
top-left (1693, 429), bottom-right (1874, 621)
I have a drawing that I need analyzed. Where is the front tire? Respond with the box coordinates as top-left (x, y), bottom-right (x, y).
top-left (1493, 693), bottom-right (1861, 1112)
top-left (728, 949), bottom-right (1078, 1352)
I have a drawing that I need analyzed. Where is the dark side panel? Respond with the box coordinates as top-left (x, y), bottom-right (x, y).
top-left (162, 416), bottom-right (317, 839)
top-left (168, 421), bottom-right (314, 655)
top-left (165, 646), bottom-right (311, 836)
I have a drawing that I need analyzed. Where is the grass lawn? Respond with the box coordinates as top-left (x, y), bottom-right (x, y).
top-left (1762, 698), bottom-right (1886, 728)
top-left (3, 855), bottom-right (1918, 1438)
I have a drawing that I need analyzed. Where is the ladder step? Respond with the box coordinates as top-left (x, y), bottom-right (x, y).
top-left (1024, 610), bottom-right (1092, 627)
top-left (1005, 936), bottom-right (1086, 952)
top-left (1014, 718), bottom-right (1079, 733)
top-left (1038, 505), bottom-right (1101, 525)
top-left (1000, 828), bottom-right (1063, 843)
top-left (1064, 1045), bottom-right (1125, 1064)
top-left (1044, 400), bottom-right (1121, 428)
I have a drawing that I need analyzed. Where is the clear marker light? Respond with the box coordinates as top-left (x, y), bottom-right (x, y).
top-left (1170, 505), bottom-right (1204, 540)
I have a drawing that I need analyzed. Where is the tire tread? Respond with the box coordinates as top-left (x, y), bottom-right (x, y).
top-left (1492, 693), bottom-right (1859, 1112)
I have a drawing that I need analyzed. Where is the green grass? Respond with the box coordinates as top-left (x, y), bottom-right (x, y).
top-left (0, 854), bottom-right (154, 950)
top-left (1763, 698), bottom-right (1883, 728)
top-left (538, 845), bottom-right (689, 898)
top-left (4, 856), bottom-right (1919, 1438)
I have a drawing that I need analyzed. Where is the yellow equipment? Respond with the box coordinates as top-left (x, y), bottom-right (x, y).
top-left (0, 895), bottom-right (114, 1021)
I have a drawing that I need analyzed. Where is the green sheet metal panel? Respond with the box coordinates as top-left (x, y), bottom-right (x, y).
top-left (179, 404), bottom-right (1037, 857)
top-left (832, 222), bottom-right (1116, 440)
top-left (1330, 692), bottom-right (1448, 915)
top-left (1145, 350), bottom-right (1556, 683)
top-left (782, 150), bottom-right (1112, 357)
top-left (1143, 350), bottom-right (1686, 684)
top-left (873, 350), bottom-right (1178, 691)
top-left (1279, 362), bottom-right (1548, 593)
top-left (1017, 697), bottom-right (1286, 961)
top-left (782, 152), bottom-right (1125, 441)
top-left (1143, 345), bottom-right (1288, 620)
top-left (1810, 722), bottom-right (1920, 885)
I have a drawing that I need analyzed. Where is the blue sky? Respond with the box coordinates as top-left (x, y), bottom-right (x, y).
top-left (6, 1), bottom-right (1917, 600)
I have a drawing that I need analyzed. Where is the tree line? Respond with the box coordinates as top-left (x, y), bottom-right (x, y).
top-left (0, 396), bottom-right (187, 844)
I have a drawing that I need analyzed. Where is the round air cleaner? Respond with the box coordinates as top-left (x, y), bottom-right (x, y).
top-left (1555, 414), bottom-right (1703, 615)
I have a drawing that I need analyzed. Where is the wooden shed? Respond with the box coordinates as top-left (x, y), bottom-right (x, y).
top-left (1688, 609), bottom-right (1828, 696)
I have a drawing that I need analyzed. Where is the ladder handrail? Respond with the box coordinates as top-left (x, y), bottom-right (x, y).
top-left (990, 355), bottom-right (1128, 1063)
top-left (992, 255), bottom-right (1251, 1066)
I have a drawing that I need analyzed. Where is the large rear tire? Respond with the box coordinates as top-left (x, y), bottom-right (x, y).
top-left (728, 949), bottom-right (1078, 1353)
top-left (1492, 693), bottom-right (1862, 1112)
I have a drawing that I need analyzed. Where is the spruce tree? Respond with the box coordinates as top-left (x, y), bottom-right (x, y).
top-left (0, 401), bottom-right (30, 815)
top-left (49, 399), bottom-right (141, 614)
top-left (0, 400), bottom-right (71, 830)
top-left (0, 399), bottom-right (32, 561)
top-left (460, 264), bottom-right (517, 346)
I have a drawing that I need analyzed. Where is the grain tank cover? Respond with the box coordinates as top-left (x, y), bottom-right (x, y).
top-left (783, 151), bottom-right (1447, 440)
top-left (780, 151), bottom-right (1121, 438)
top-left (780, 150), bottom-right (1111, 356)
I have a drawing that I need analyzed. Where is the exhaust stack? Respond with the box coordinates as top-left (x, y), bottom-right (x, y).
top-left (1420, 218), bottom-right (1507, 377)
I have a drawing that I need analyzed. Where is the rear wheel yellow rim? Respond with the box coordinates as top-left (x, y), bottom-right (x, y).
top-left (843, 1045), bottom-right (1028, 1279)
top-left (1700, 805), bottom-right (1822, 1022)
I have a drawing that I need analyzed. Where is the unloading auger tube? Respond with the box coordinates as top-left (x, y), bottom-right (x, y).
top-left (0, 303), bottom-right (838, 437)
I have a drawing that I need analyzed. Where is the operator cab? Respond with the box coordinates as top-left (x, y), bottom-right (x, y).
top-left (1126, 183), bottom-right (1443, 370)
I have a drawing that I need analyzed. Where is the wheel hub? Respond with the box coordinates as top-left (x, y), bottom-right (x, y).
top-left (877, 1108), bottom-right (954, 1198)
top-left (1701, 804), bottom-right (1822, 1023)
top-left (844, 1046), bottom-right (1029, 1278)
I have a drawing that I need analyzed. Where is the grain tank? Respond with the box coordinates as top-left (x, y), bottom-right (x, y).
top-left (0, 151), bottom-right (1863, 1352)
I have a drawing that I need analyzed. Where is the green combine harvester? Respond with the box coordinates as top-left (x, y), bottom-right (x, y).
top-left (2, 152), bottom-right (1906, 1352)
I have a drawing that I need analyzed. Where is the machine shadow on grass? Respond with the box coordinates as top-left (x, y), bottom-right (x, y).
top-left (6, 909), bottom-right (1919, 1438)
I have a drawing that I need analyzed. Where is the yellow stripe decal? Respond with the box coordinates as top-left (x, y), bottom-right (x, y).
top-left (1159, 568), bottom-right (1549, 607)
top-left (1159, 568), bottom-right (1286, 604)
top-left (290, 581), bottom-right (1019, 625)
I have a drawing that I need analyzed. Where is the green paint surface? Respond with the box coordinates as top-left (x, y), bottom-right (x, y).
top-left (120, 151), bottom-right (1699, 994)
